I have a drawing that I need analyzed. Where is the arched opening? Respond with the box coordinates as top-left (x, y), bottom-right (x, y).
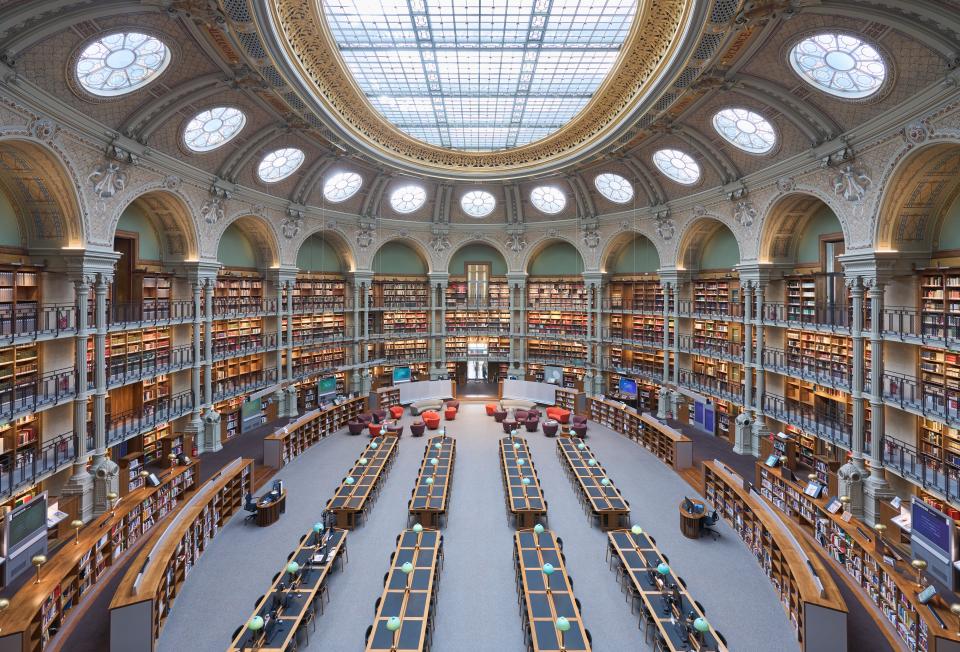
top-left (526, 240), bottom-right (586, 388)
top-left (446, 242), bottom-right (510, 392)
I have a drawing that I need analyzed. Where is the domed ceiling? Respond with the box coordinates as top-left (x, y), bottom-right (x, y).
top-left (261, 0), bottom-right (700, 179)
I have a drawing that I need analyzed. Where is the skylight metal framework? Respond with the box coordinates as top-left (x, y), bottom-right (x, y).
top-left (322, 0), bottom-right (636, 152)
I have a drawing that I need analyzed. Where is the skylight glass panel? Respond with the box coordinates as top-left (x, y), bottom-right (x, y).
top-left (323, 171), bottom-right (363, 202)
top-left (461, 190), bottom-right (496, 217)
top-left (712, 108), bottom-right (777, 154)
top-left (183, 107), bottom-right (246, 152)
top-left (789, 33), bottom-right (886, 99)
top-left (76, 32), bottom-right (170, 97)
top-left (322, 0), bottom-right (637, 151)
top-left (257, 148), bottom-right (305, 183)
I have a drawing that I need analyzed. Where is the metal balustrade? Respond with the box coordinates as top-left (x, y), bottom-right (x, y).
top-left (90, 389), bottom-right (195, 449)
top-left (882, 306), bottom-right (960, 346)
top-left (0, 367), bottom-right (75, 420)
top-left (211, 368), bottom-right (279, 403)
top-left (292, 359), bottom-right (347, 380)
top-left (676, 333), bottom-right (743, 360)
top-left (291, 298), bottom-right (350, 313)
top-left (445, 325), bottom-right (511, 335)
top-left (0, 303), bottom-right (76, 342)
top-left (106, 299), bottom-right (195, 326)
top-left (677, 368), bottom-right (742, 403)
top-left (882, 437), bottom-right (960, 503)
top-left (212, 332), bottom-right (279, 359)
top-left (0, 431), bottom-right (76, 498)
top-left (760, 301), bottom-right (851, 330)
top-left (762, 346), bottom-right (852, 390)
top-left (101, 344), bottom-right (194, 388)
top-left (212, 297), bottom-right (279, 318)
top-left (526, 301), bottom-right (586, 311)
top-left (762, 392), bottom-right (852, 449)
top-left (676, 299), bottom-right (743, 320)
top-left (291, 332), bottom-right (349, 347)
top-left (445, 299), bottom-right (511, 310)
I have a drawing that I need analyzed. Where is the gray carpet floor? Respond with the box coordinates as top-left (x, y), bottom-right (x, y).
top-left (159, 403), bottom-right (798, 652)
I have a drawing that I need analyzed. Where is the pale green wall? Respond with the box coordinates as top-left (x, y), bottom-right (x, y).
top-left (529, 241), bottom-right (584, 275)
top-left (218, 223), bottom-right (257, 268)
top-left (0, 190), bottom-right (21, 248)
top-left (297, 234), bottom-right (344, 272)
top-left (796, 205), bottom-right (842, 264)
top-left (372, 241), bottom-right (427, 274)
top-left (609, 236), bottom-right (660, 274)
top-left (448, 243), bottom-right (507, 275)
top-left (116, 203), bottom-right (161, 261)
top-left (936, 193), bottom-right (960, 251)
top-left (699, 226), bottom-right (740, 270)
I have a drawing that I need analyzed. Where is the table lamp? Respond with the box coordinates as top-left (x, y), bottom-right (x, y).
top-left (359, 457), bottom-right (368, 466)
top-left (543, 563), bottom-right (554, 594)
top-left (601, 477), bottom-right (610, 486)
top-left (401, 561), bottom-right (414, 590)
top-left (522, 477), bottom-right (531, 486)
top-left (313, 521), bottom-right (324, 547)
top-left (168, 452), bottom-right (178, 467)
top-left (911, 558), bottom-right (928, 589)
top-left (71, 519), bottom-right (84, 545)
top-left (577, 442), bottom-right (586, 450)
top-left (694, 617), bottom-right (710, 633)
top-left (950, 603), bottom-right (960, 633)
top-left (413, 522), bottom-right (423, 534)
top-left (435, 442), bottom-right (442, 449)
top-left (873, 522), bottom-right (887, 554)
top-left (0, 598), bottom-right (9, 633)
top-left (345, 476), bottom-right (355, 485)
top-left (425, 477), bottom-right (434, 486)
top-left (247, 615), bottom-right (264, 633)
top-left (31, 554), bottom-right (46, 584)
top-left (534, 523), bottom-right (544, 550)
top-left (370, 441), bottom-right (378, 449)
top-left (631, 524), bottom-right (643, 536)
top-left (107, 491), bottom-right (118, 517)
top-left (555, 616), bottom-right (570, 651)
top-left (386, 615), bottom-right (401, 650)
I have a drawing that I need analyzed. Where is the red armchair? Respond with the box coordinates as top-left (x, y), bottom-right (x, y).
top-left (389, 405), bottom-right (404, 420)
top-left (546, 407), bottom-right (570, 424)
top-left (423, 411), bottom-right (441, 430)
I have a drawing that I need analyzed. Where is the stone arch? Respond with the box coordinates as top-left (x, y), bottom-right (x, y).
top-left (675, 217), bottom-right (742, 271)
top-left (874, 140), bottom-right (960, 255)
top-left (291, 225), bottom-right (356, 272)
top-left (600, 230), bottom-right (663, 274)
top-left (109, 186), bottom-right (200, 262)
top-left (442, 238), bottom-right (511, 275)
top-left (758, 191), bottom-right (846, 265)
top-left (214, 213), bottom-right (280, 269)
top-left (0, 137), bottom-right (85, 248)
top-left (523, 236), bottom-right (585, 275)
top-left (366, 235), bottom-right (432, 274)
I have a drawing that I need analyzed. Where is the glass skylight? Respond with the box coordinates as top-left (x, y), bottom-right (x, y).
top-left (257, 148), bottom-right (305, 182)
top-left (789, 33), bottom-right (886, 99)
top-left (461, 190), bottom-right (496, 217)
top-left (530, 185), bottom-right (566, 214)
top-left (76, 32), bottom-right (170, 97)
top-left (324, 171), bottom-right (363, 202)
top-left (652, 148), bottom-right (700, 185)
top-left (712, 108), bottom-right (776, 154)
top-left (321, 0), bottom-right (638, 151)
top-left (390, 185), bottom-right (427, 213)
top-left (594, 173), bottom-right (634, 203)
top-left (183, 107), bottom-right (246, 152)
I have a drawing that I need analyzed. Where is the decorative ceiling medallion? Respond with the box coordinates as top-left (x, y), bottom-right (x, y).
top-left (267, 0), bottom-right (694, 178)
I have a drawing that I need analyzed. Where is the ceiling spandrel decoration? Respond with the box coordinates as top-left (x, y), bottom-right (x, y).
top-left (322, 0), bottom-right (637, 152)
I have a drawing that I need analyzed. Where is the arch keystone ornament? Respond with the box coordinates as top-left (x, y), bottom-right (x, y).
top-left (654, 208), bottom-right (675, 241)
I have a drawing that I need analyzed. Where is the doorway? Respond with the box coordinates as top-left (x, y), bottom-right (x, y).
top-left (459, 338), bottom-right (497, 397)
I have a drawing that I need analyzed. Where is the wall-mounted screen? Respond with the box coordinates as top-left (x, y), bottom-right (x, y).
top-left (392, 366), bottom-right (412, 384)
top-left (911, 498), bottom-right (956, 590)
top-left (317, 375), bottom-right (338, 397)
top-left (618, 376), bottom-right (638, 397)
top-left (6, 494), bottom-right (47, 555)
top-left (543, 366), bottom-right (563, 385)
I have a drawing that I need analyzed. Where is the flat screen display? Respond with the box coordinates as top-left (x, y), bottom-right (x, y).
top-left (317, 376), bottom-right (338, 397)
top-left (392, 366), bottom-right (412, 384)
top-left (7, 496), bottom-right (47, 554)
top-left (618, 377), bottom-right (638, 397)
top-left (240, 398), bottom-right (261, 420)
top-left (913, 499), bottom-right (952, 556)
top-left (543, 366), bottom-right (563, 385)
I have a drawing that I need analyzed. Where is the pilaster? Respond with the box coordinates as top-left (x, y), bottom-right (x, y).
top-left (428, 272), bottom-right (449, 379)
top-left (507, 272), bottom-right (527, 376)
top-left (178, 261), bottom-right (221, 454)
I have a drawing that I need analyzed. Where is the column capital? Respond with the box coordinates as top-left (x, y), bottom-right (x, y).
top-left (657, 268), bottom-right (688, 287)
top-left (46, 246), bottom-right (120, 285)
top-left (266, 265), bottom-right (299, 285)
top-left (735, 262), bottom-right (782, 286)
top-left (348, 270), bottom-right (374, 285)
top-left (506, 271), bottom-right (528, 287)
top-left (175, 260), bottom-right (222, 285)
top-left (581, 271), bottom-right (605, 287)
top-left (427, 272), bottom-right (449, 287)
top-left (838, 250), bottom-right (915, 286)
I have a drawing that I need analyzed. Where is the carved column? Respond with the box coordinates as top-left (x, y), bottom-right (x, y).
top-left (201, 277), bottom-right (221, 453)
top-left (187, 280), bottom-right (203, 434)
top-left (62, 278), bottom-right (93, 521)
top-left (274, 279), bottom-right (287, 419)
top-left (90, 273), bottom-right (117, 516)
top-left (838, 276), bottom-right (866, 519)
top-left (428, 273), bottom-right (448, 379)
top-left (735, 282), bottom-right (755, 455)
top-left (864, 280), bottom-right (892, 523)
top-left (657, 280), bottom-right (671, 419)
top-left (751, 281), bottom-right (767, 454)
top-left (350, 275), bottom-right (362, 392)
top-left (285, 280), bottom-right (297, 415)
top-left (508, 272), bottom-right (527, 376)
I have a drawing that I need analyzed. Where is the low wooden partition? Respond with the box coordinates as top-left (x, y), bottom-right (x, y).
top-left (756, 461), bottom-right (960, 652)
top-left (514, 528), bottom-right (591, 651)
top-left (326, 436), bottom-right (398, 529)
top-left (365, 528), bottom-right (443, 652)
top-left (702, 460), bottom-right (847, 652)
top-left (109, 458), bottom-right (253, 652)
top-left (0, 463), bottom-right (199, 652)
top-left (263, 396), bottom-right (366, 468)
top-left (499, 436), bottom-right (546, 528)
top-left (408, 436), bottom-right (456, 529)
top-left (556, 438), bottom-right (629, 530)
top-left (588, 399), bottom-right (692, 470)
top-left (228, 528), bottom-right (348, 651)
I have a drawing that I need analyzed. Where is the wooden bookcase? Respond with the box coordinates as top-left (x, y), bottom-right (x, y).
top-left (692, 278), bottom-right (739, 316)
top-left (110, 458), bottom-right (252, 651)
top-left (785, 379), bottom-right (871, 441)
top-left (786, 276), bottom-right (818, 322)
top-left (609, 277), bottom-right (663, 313)
top-left (374, 277), bottom-right (429, 309)
top-left (0, 462), bottom-right (200, 652)
top-left (919, 346), bottom-right (959, 418)
top-left (752, 460), bottom-right (960, 652)
top-left (214, 275), bottom-right (263, 314)
top-left (703, 461), bottom-right (848, 652)
top-left (263, 396), bottom-right (366, 468)
top-left (290, 312), bottom-right (345, 342)
top-left (526, 309), bottom-right (587, 338)
top-left (290, 346), bottom-right (346, 377)
top-left (0, 269), bottom-right (39, 334)
top-left (139, 274), bottom-right (171, 320)
top-left (293, 275), bottom-right (345, 310)
top-left (212, 319), bottom-right (263, 355)
top-left (212, 354), bottom-right (264, 396)
top-left (587, 399), bottom-right (692, 470)
top-left (0, 413), bottom-right (38, 457)
top-left (785, 330), bottom-right (867, 384)
top-left (919, 417), bottom-right (960, 466)
top-left (445, 278), bottom-right (509, 307)
top-left (525, 339), bottom-right (586, 365)
top-left (920, 270), bottom-right (960, 340)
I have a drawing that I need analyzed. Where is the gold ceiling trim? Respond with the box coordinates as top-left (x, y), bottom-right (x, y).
top-left (269, 0), bottom-right (692, 174)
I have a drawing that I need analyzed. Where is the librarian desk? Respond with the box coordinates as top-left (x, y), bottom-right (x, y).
top-left (256, 488), bottom-right (287, 527)
top-left (678, 498), bottom-right (706, 539)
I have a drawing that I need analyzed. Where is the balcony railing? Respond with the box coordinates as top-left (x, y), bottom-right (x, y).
top-left (291, 331), bottom-right (348, 347)
top-left (445, 299), bottom-right (511, 310)
top-left (106, 299), bottom-right (195, 326)
top-left (676, 299), bottom-right (743, 320)
top-left (445, 325), bottom-right (511, 336)
top-left (762, 392), bottom-right (853, 450)
top-left (212, 297), bottom-right (279, 318)
top-left (93, 389), bottom-right (195, 448)
top-left (0, 431), bottom-right (76, 498)
top-left (677, 368), bottom-right (742, 403)
top-left (881, 371), bottom-right (925, 414)
top-left (762, 346), bottom-right (852, 390)
top-left (882, 306), bottom-right (960, 346)
top-left (291, 298), bottom-right (349, 313)
top-left (760, 301), bottom-right (851, 330)
top-left (676, 334), bottom-right (743, 360)
top-left (212, 332), bottom-right (279, 359)
top-left (603, 328), bottom-right (667, 349)
top-left (292, 359), bottom-right (347, 380)
top-left (103, 344), bottom-right (195, 387)
top-left (0, 303), bottom-right (76, 342)
top-left (212, 368), bottom-right (280, 403)
top-left (526, 301), bottom-right (586, 311)
top-left (882, 437), bottom-right (960, 504)
top-left (0, 367), bottom-right (75, 420)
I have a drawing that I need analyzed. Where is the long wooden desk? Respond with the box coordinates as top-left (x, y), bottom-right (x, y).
top-left (702, 460), bottom-right (848, 652)
top-left (326, 436), bottom-right (398, 529)
top-left (228, 528), bottom-right (348, 652)
top-left (109, 458), bottom-right (253, 652)
top-left (263, 397), bottom-right (367, 468)
top-left (514, 529), bottom-right (591, 651)
top-left (556, 438), bottom-right (629, 530)
top-left (607, 530), bottom-right (727, 652)
top-left (365, 529), bottom-right (443, 652)
top-left (499, 436), bottom-right (546, 528)
top-left (408, 436), bottom-right (456, 528)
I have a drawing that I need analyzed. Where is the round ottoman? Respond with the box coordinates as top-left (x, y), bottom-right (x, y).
top-left (486, 403), bottom-right (498, 416)
top-left (502, 419), bottom-right (518, 434)
top-left (444, 407), bottom-right (457, 421)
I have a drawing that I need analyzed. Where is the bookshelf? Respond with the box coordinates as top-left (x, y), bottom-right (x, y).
top-left (609, 277), bottom-right (663, 313)
top-left (919, 417), bottom-right (960, 466)
top-left (374, 277), bottom-right (429, 309)
top-left (920, 346), bottom-right (959, 418)
top-left (526, 339), bottom-right (585, 365)
top-left (703, 460), bottom-right (847, 651)
top-left (290, 346), bottom-right (346, 377)
top-left (212, 354), bottom-right (264, 398)
top-left (160, 432), bottom-right (193, 468)
top-left (526, 310), bottom-right (587, 337)
top-left (554, 387), bottom-right (580, 411)
top-left (296, 372), bottom-right (346, 411)
top-left (785, 379), bottom-right (870, 441)
top-left (0, 413), bottom-right (38, 456)
top-left (0, 269), bottom-right (39, 334)
top-left (786, 276), bottom-right (818, 322)
top-left (110, 458), bottom-right (252, 650)
top-left (214, 275), bottom-right (263, 314)
top-left (527, 278), bottom-right (585, 309)
top-left (752, 460), bottom-right (960, 652)
top-left (0, 462), bottom-right (200, 652)
top-left (920, 270), bottom-right (960, 340)
top-left (692, 278), bottom-right (739, 317)
top-left (263, 396), bottom-right (366, 468)
top-left (445, 278), bottom-right (509, 308)
top-left (587, 399), bottom-right (692, 470)
top-left (526, 363), bottom-right (582, 389)
top-left (381, 311), bottom-right (429, 335)
top-left (785, 330), bottom-right (866, 385)
top-left (444, 336), bottom-right (510, 359)
top-left (0, 342), bottom-right (39, 406)
top-left (692, 354), bottom-right (742, 388)
top-left (293, 275), bottom-right (346, 311)
top-left (139, 274), bottom-right (172, 320)
top-left (445, 310), bottom-right (509, 333)
top-left (290, 312), bottom-right (345, 343)
top-left (212, 319), bottom-right (263, 356)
